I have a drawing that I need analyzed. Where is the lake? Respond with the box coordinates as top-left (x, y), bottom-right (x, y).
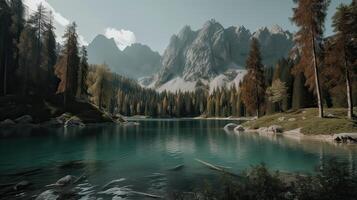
top-left (0, 119), bottom-right (356, 199)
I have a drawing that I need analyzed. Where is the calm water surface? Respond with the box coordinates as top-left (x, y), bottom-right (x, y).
top-left (0, 119), bottom-right (356, 199)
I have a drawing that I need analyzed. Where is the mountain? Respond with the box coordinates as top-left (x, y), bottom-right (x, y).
top-left (87, 35), bottom-right (162, 79)
top-left (140, 20), bottom-right (293, 92)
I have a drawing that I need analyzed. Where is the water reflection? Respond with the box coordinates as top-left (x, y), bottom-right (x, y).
top-left (0, 120), bottom-right (356, 199)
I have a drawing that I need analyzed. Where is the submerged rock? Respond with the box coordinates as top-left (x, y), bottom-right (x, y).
top-left (13, 180), bottom-right (31, 191)
top-left (234, 125), bottom-right (245, 132)
top-left (224, 123), bottom-right (238, 131)
top-left (35, 190), bottom-right (58, 200)
top-left (122, 121), bottom-right (140, 127)
top-left (55, 175), bottom-right (77, 186)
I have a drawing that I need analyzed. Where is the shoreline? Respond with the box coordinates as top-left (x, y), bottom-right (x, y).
top-left (243, 127), bottom-right (357, 144)
top-left (125, 116), bottom-right (253, 121)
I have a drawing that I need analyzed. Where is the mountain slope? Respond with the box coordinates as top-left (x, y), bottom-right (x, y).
top-left (142, 20), bottom-right (294, 93)
top-left (87, 35), bottom-right (162, 79)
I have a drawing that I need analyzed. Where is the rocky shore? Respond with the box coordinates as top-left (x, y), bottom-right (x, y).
top-left (224, 123), bottom-right (357, 144)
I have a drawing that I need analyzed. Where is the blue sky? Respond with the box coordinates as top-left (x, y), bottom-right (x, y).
top-left (25, 0), bottom-right (351, 53)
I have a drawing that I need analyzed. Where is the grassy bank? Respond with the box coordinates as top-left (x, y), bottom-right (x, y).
top-left (242, 108), bottom-right (357, 135)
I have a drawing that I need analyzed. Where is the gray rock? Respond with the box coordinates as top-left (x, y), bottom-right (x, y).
top-left (278, 117), bottom-right (285, 122)
top-left (55, 175), bottom-right (76, 186)
top-left (333, 133), bottom-right (357, 144)
top-left (14, 180), bottom-right (31, 191)
top-left (56, 113), bottom-right (72, 124)
top-left (14, 115), bottom-right (33, 124)
top-left (288, 118), bottom-right (296, 122)
top-left (224, 123), bottom-right (238, 131)
top-left (327, 113), bottom-right (335, 118)
top-left (0, 119), bottom-right (15, 126)
top-left (234, 125), bottom-right (245, 132)
top-left (258, 127), bottom-right (269, 133)
top-left (268, 125), bottom-right (283, 133)
top-left (64, 117), bottom-right (85, 128)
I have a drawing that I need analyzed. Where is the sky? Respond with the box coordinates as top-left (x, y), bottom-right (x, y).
top-left (24, 0), bottom-right (352, 54)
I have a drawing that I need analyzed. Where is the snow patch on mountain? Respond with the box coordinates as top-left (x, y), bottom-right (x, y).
top-left (209, 70), bottom-right (247, 93)
top-left (139, 69), bottom-right (247, 93)
top-left (157, 77), bottom-right (197, 93)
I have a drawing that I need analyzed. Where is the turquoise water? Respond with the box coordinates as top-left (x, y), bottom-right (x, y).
top-left (0, 119), bottom-right (356, 199)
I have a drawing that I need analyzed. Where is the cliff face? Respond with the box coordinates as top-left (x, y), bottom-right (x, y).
top-left (156, 20), bottom-right (293, 87)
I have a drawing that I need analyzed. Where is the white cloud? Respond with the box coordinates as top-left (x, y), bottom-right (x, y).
top-left (104, 27), bottom-right (136, 50)
top-left (78, 35), bottom-right (89, 46)
top-left (24, 0), bottom-right (70, 26)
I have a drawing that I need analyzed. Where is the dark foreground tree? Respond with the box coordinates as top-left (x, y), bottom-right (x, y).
top-left (40, 15), bottom-right (57, 94)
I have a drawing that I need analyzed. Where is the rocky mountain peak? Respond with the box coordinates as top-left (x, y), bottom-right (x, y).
top-left (87, 35), bottom-right (161, 79)
top-left (270, 24), bottom-right (285, 34)
top-left (149, 20), bottom-right (294, 91)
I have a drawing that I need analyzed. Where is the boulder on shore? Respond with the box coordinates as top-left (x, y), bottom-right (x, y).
top-left (0, 119), bottom-right (15, 127)
top-left (56, 113), bottom-right (72, 125)
top-left (64, 117), bottom-right (85, 128)
top-left (14, 115), bottom-right (33, 124)
top-left (224, 123), bottom-right (238, 131)
top-left (333, 133), bottom-right (357, 144)
top-left (268, 125), bottom-right (283, 133)
top-left (234, 125), bottom-right (245, 132)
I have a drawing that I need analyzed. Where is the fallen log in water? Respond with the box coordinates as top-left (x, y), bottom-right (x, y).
top-left (167, 164), bottom-right (184, 171)
top-left (131, 191), bottom-right (163, 199)
top-left (195, 159), bottom-right (240, 177)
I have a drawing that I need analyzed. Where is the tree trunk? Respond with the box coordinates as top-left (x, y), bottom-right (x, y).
top-left (98, 79), bottom-right (104, 110)
top-left (311, 32), bottom-right (324, 118)
top-left (344, 54), bottom-right (353, 119)
top-left (64, 53), bottom-right (70, 109)
top-left (3, 56), bottom-right (7, 96)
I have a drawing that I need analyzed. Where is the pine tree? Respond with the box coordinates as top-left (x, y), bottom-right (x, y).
top-left (77, 46), bottom-right (89, 98)
top-left (0, 0), bottom-right (12, 95)
top-left (28, 4), bottom-right (49, 70)
top-left (55, 22), bottom-right (80, 108)
top-left (8, 0), bottom-right (24, 94)
top-left (40, 15), bottom-right (57, 94)
top-left (241, 38), bottom-right (266, 118)
top-left (291, 0), bottom-right (330, 118)
top-left (17, 25), bottom-right (37, 95)
top-left (331, 3), bottom-right (356, 119)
